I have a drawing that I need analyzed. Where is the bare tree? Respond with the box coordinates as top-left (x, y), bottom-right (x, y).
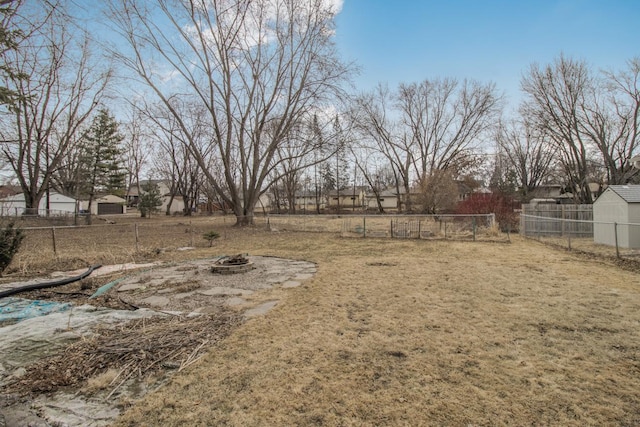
top-left (122, 104), bottom-right (151, 207)
top-left (397, 78), bottom-right (501, 180)
top-left (108, 0), bottom-right (350, 225)
top-left (147, 102), bottom-right (208, 216)
top-left (351, 85), bottom-right (414, 211)
top-left (0, 1), bottom-right (111, 214)
top-left (351, 79), bottom-right (500, 212)
top-left (588, 58), bottom-right (640, 185)
top-left (521, 56), bottom-right (597, 203)
top-left (496, 119), bottom-right (556, 201)
top-left (418, 168), bottom-right (458, 214)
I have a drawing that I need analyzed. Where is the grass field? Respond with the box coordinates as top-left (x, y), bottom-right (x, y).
top-left (6, 217), bottom-right (640, 425)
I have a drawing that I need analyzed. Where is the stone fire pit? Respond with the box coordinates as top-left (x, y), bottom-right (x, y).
top-left (210, 254), bottom-right (255, 275)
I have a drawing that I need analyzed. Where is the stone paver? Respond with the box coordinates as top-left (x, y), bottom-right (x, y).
top-left (281, 281), bottom-right (301, 288)
top-left (117, 283), bottom-right (145, 292)
top-left (225, 297), bottom-right (247, 306)
top-left (140, 295), bottom-right (170, 307)
top-left (244, 300), bottom-right (278, 318)
top-left (198, 287), bottom-right (254, 296)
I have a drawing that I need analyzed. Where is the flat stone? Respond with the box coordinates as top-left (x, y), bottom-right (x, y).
top-left (266, 276), bottom-right (289, 284)
top-left (294, 273), bottom-right (314, 281)
top-left (225, 297), bottom-right (247, 306)
top-left (140, 295), bottom-right (170, 307)
top-left (244, 300), bottom-right (278, 318)
top-left (117, 283), bottom-right (145, 292)
top-left (173, 291), bottom-right (195, 299)
top-left (157, 288), bottom-right (175, 294)
top-left (281, 281), bottom-right (301, 288)
top-left (198, 287), bottom-right (253, 296)
top-left (12, 367), bottom-right (27, 379)
top-left (194, 306), bottom-right (220, 314)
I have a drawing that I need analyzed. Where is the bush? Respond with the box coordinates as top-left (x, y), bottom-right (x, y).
top-left (203, 230), bottom-right (220, 247)
top-left (0, 222), bottom-right (24, 274)
top-left (456, 193), bottom-right (519, 231)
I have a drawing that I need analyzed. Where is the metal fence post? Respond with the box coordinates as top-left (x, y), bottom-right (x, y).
top-left (51, 227), bottom-right (57, 257)
top-left (614, 222), bottom-right (620, 258)
top-left (135, 223), bottom-right (140, 252)
top-left (363, 215), bottom-right (366, 239)
top-left (472, 217), bottom-right (476, 242)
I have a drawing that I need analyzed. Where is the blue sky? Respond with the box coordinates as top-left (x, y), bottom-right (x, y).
top-left (334, 0), bottom-right (640, 108)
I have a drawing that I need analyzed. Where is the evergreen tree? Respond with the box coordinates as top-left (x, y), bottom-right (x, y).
top-left (138, 182), bottom-right (163, 218)
top-left (0, 2), bottom-right (25, 109)
top-left (83, 109), bottom-right (125, 223)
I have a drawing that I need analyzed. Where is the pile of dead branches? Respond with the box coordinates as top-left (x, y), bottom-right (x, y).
top-left (5, 310), bottom-right (243, 397)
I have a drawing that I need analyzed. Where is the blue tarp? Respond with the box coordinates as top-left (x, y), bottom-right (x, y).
top-left (0, 297), bottom-right (72, 324)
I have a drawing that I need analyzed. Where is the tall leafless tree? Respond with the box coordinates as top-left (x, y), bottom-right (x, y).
top-left (496, 119), bottom-right (556, 201)
top-left (108, 0), bottom-right (350, 225)
top-left (589, 58), bottom-right (640, 184)
top-left (351, 85), bottom-right (414, 211)
top-left (397, 78), bottom-right (501, 180)
top-left (146, 101), bottom-right (208, 216)
top-left (521, 56), bottom-right (598, 203)
top-left (0, 0), bottom-right (111, 214)
top-left (351, 79), bottom-right (500, 212)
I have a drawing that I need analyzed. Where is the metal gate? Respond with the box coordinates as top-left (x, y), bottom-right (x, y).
top-left (391, 219), bottom-right (420, 239)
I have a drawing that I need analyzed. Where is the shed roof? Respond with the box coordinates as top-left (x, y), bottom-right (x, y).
top-left (604, 185), bottom-right (640, 203)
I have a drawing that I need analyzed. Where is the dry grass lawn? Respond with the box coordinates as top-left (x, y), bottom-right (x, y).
top-left (86, 227), bottom-right (640, 426)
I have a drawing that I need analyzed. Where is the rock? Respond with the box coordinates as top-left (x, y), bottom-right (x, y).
top-left (244, 300), bottom-right (278, 318)
top-left (117, 283), bottom-right (145, 292)
top-left (11, 367), bottom-right (27, 379)
top-left (140, 295), bottom-right (170, 307)
top-left (281, 281), bottom-right (301, 288)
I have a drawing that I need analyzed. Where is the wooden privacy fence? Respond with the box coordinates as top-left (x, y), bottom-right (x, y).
top-left (520, 204), bottom-right (593, 237)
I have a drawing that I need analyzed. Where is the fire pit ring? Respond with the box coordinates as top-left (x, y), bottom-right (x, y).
top-left (211, 254), bottom-right (255, 275)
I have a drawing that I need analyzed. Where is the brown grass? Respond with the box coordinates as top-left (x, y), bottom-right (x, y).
top-left (6, 217), bottom-right (640, 425)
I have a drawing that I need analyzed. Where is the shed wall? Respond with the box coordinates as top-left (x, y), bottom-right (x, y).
top-left (593, 190), bottom-right (629, 247)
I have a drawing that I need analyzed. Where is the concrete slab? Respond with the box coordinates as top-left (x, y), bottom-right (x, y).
top-left (281, 281), bottom-right (301, 288)
top-left (265, 276), bottom-right (289, 284)
top-left (225, 297), bottom-right (247, 307)
top-left (198, 287), bottom-right (253, 297)
top-left (117, 283), bottom-right (145, 292)
top-left (244, 300), bottom-right (278, 318)
top-left (173, 292), bottom-right (195, 299)
top-left (140, 295), bottom-right (170, 307)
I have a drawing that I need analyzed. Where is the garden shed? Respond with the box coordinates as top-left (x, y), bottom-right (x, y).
top-left (593, 185), bottom-right (640, 249)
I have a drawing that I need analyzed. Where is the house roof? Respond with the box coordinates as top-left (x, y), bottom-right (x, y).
top-left (604, 185), bottom-right (640, 203)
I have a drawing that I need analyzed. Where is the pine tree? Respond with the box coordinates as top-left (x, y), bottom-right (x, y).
top-left (83, 109), bottom-right (125, 223)
top-left (0, 3), bottom-right (25, 109)
top-left (138, 182), bottom-right (163, 218)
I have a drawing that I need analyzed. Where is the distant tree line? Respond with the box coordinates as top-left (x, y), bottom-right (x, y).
top-left (0, 0), bottom-right (637, 224)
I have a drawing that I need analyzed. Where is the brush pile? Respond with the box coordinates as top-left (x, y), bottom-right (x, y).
top-left (4, 309), bottom-right (243, 397)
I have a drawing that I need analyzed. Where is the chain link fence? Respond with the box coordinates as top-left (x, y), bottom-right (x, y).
top-left (520, 213), bottom-right (640, 260)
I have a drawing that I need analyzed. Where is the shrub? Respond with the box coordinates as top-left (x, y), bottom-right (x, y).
top-left (0, 222), bottom-right (25, 274)
top-left (203, 230), bottom-right (220, 247)
top-left (456, 192), bottom-right (519, 231)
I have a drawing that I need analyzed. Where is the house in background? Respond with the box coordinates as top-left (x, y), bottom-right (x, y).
top-left (365, 188), bottom-right (399, 212)
top-left (128, 180), bottom-right (185, 215)
top-left (0, 192), bottom-right (77, 216)
top-left (593, 185), bottom-right (640, 249)
top-left (78, 195), bottom-right (127, 215)
top-left (294, 191), bottom-right (326, 213)
top-left (327, 186), bottom-right (367, 212)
